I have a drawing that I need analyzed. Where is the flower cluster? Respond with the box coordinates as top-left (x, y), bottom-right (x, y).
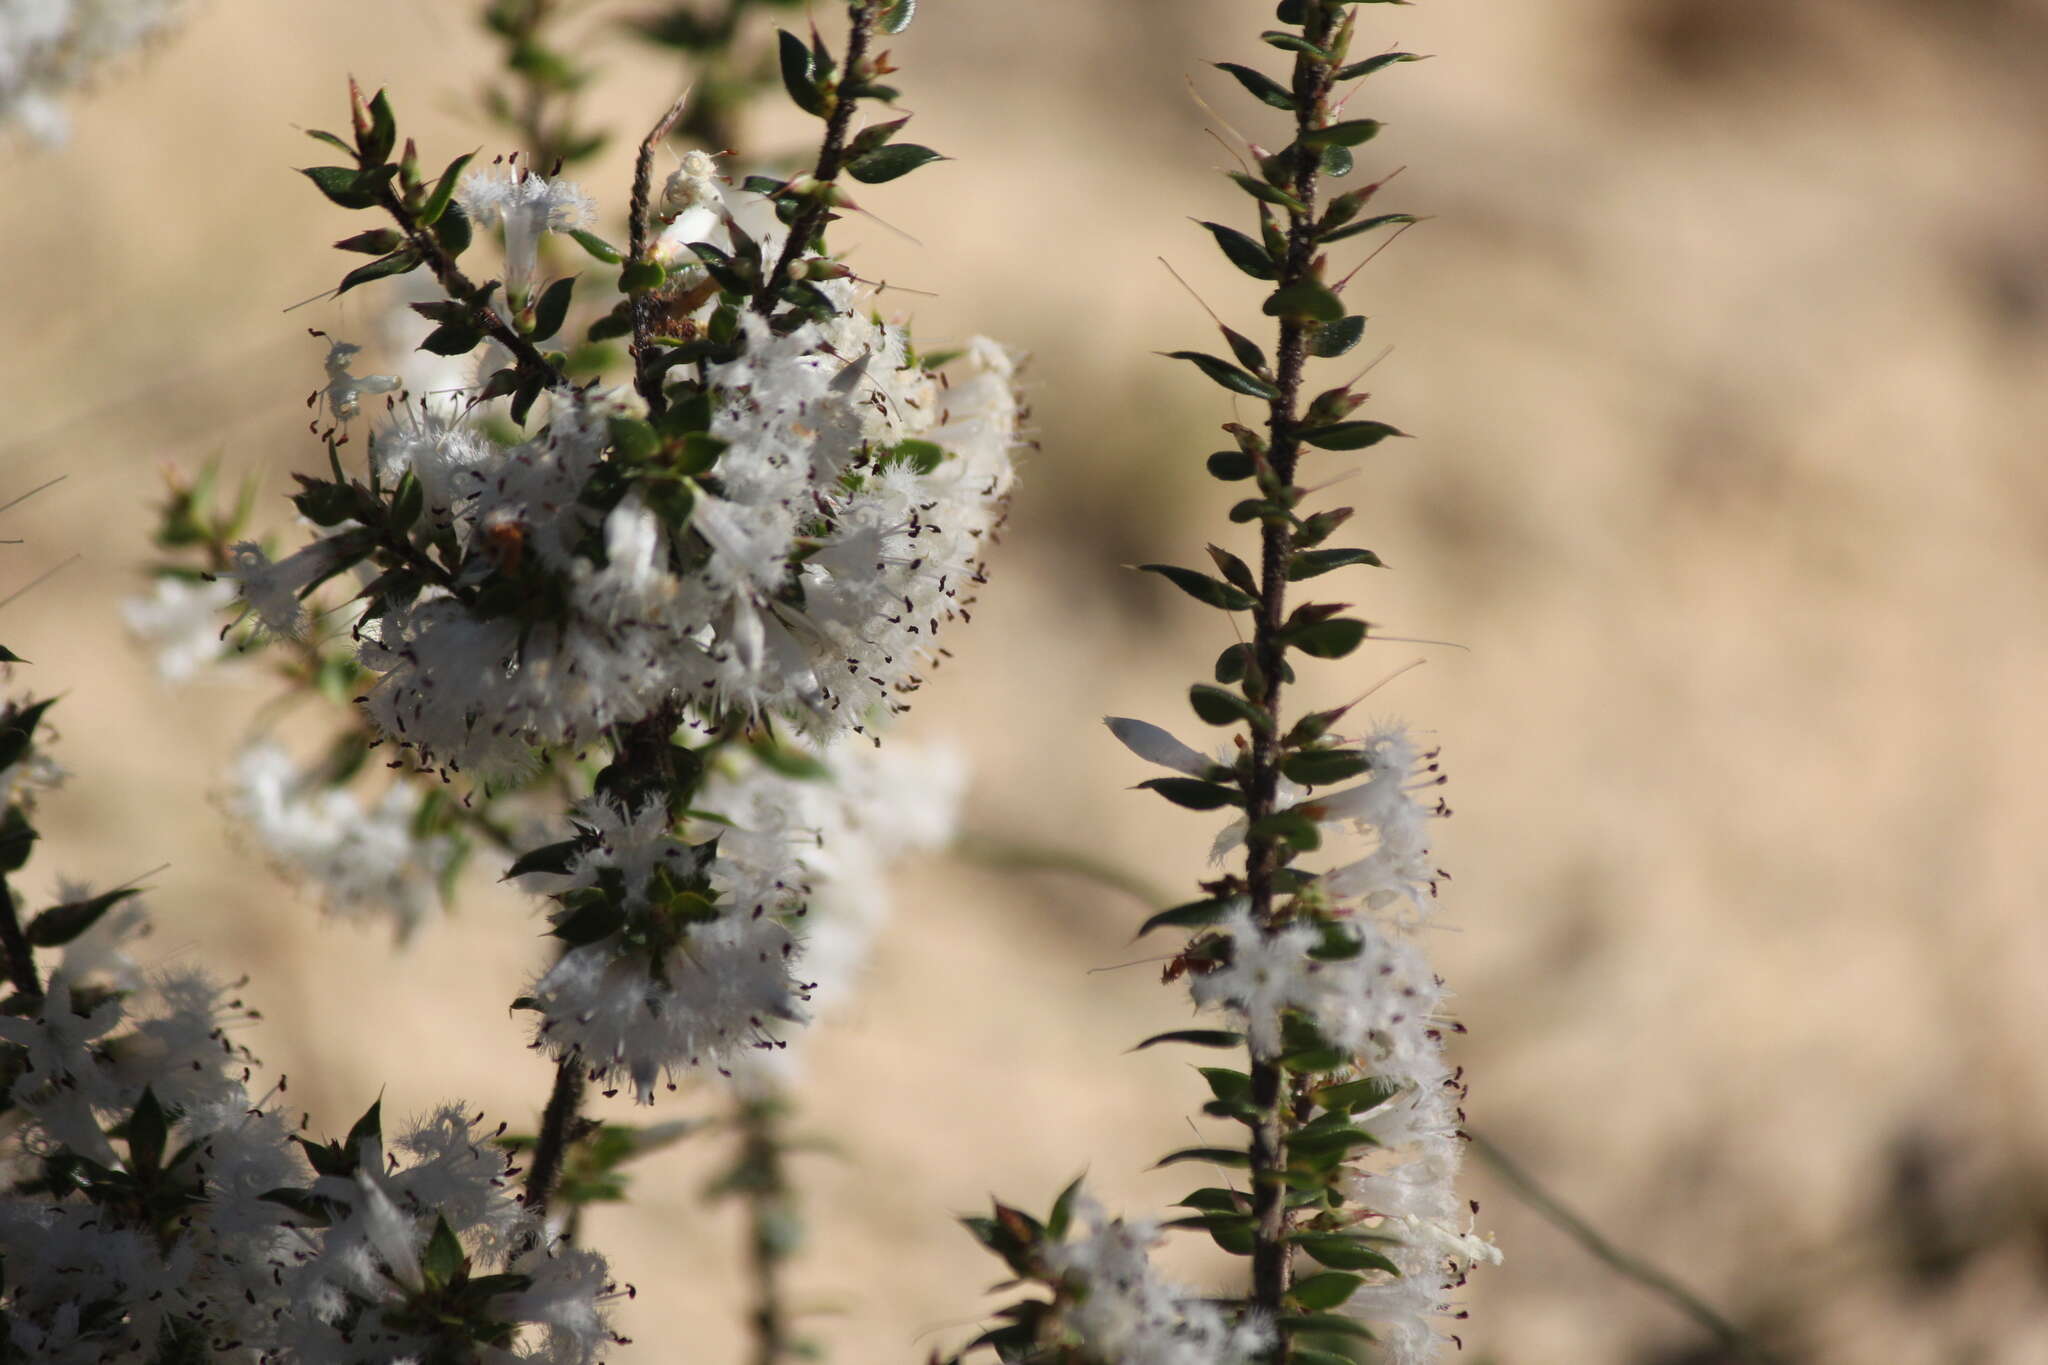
top-left (0, 0), bottom-right (187, 143)
top-left (1045, 1201), bottom-right (1273, 1365)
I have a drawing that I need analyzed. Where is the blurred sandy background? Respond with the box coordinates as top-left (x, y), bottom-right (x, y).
top-left (5, 0), bottom-right (2048, 1361)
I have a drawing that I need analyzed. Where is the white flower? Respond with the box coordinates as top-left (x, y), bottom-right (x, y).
top-left (318, 337), bottom-right (400, 423)
top-left (224, 743), bottom-right (458, 941)
top-left (1047, 1197), bottom-right (1272, 1365)
top-left (458, 165), bottom-right (595, 300)
top-left (221, 538), bottom-right (354, 640)
top-left (120, 573), bottom-right (235, 681)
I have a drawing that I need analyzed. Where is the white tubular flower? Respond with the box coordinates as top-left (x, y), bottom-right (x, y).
top-left (373, 401), bottom-right (494, 531)
top-left (520, 796), bottom-right (811, 1103)
top-left (1105, 716), bottom-right (1217, 777)
top-left (319, 337), bottom-right (400, 423)
top-left (224, 743), bottom-right (458, 940)
top-left (221, 537), bottom-right (354, 641)
top-left (458, 165), bottom-right (595, 300)
top-left (1048, 1198), bottom-right (1272, 1365)
top-left (0, 0), bottom-right (189, 144)
top-left (120, 574), bottom-right (236, 681)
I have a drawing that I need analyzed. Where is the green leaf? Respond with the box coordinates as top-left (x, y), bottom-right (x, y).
top-left (1153, 1146), bottom-right (1252, 1170)
top-left (0, 645), bottom-right (22, 663)
top-left (1278, 1314), bottom-right (1378, 1342)
top-left (778, 29), bottom-right (829, 117)
top-left (1190, 683), bottom-right (1268, 731)
top-left (0, 697), bottom-right (55, 772)
top-left (1300, 119), bottom-right (1384, 148)
top-left (1248, 808), bottom-right (1320, 852)
top-left (505, 837), bottom-right (585, 880)
top-left (880, 0), bottom-right (917, 33)
top-left (1292, 1233), bottom-right (1402, 1274)
top-left (390, 471), bottom-right (424, 532)
top-left (1215, 642), bottom-right (1251, 683)
top-left (1287, 1123), bottom-right (1377, 1156)
top-left (1046, 1173), bottom-right (1084, 1240)
top-left (0, 805), bottom-right (38, 873)
top-left (1311, 1076), bottom-right (1402, 1115)
top-left (435, 200), bottom-right (472, 256)
top-left (1208, 450), bottom-right (1256, 482)
top-left (1219, 326), bottom-right (1268, 375)
top-left (119, 1087), bottom-right (170, 1173)
top-left (530, 276), bottom-right (576, 343)
top-left (346, 1098), bottom-right (384, 1156)
top-left (1300, 420), bottom-right (1407, 450)
top-left (1288, 618), bottom-right (1369, 659)
top-left (1214, 62), bottom-right (1296, 111)
top-left (1198, 1067), bottom-right (1251, 1103)
top-left (550, 891), bottom-right (626, 945)
top-left (299, 165), bottom-right (379, 210)
top-left (1288, 547), bottom-right (1384, 579)
top-left (26, 887), bottom-right (140, 947)
top-left (1163, 350), bottom-right (1280, 402)
top-left (620, 259), bottom-right (668, 294)
top-left (361, 89), bottom-right (397, 164)
top-left (1261, 30), bottom-right (1332, 58)
top-left (1131, 1028), bottom-right (1244, 1052)
top-left (1281, 749), bottom-right (1372, 785)
top-left (334, 227), bottom-right (402, 256)
top-left (1137, 777), bottom-right (1245, 811)
top-left (1263, 280), bottom-right (1345, 323)
top-left (1205, 543), bottom-right (1257, 595)
top-left (1197, 221), bottom-right (1277, 280)
top-left (1335, 51), bottom-right (1426, 81)
top-left (1290, 1271), bottom-right (1364, 1311)
top-left (1319, 144), bottom-right (1355, 177)
top-left (422, 1216), bottom-right (466, 1287)
top-left (336, 249), bottom-right (422, 297)
top-left (421, 322), bottom-right (485, 356)
top-left (567, 228), bottom-right (621, 264)
top-left (1138, 562), bottom-right (1257, 611)
top-left (1308, 315), bottom-right (1367, 358)
top-left (1227, 172), bottom-right (1307, 214)
top-left (847, 143), bottom-right (944, 184)
top-left (1320, 212), bottom-right (1418, 245)
top-left (1163, 1212), bottom-right (1256, 1255)
top-left (417, 151), bottom-right (473, 227)
top-left (1135, 896), bottom-right (1238, 938)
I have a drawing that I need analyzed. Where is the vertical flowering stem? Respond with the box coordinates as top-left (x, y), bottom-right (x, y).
top-left (752, 0), bottom-right (886, 313)
top-left (730, 1096), bottom-right (798, 1365)
top-left (523, 1056), bottom-right (590, 1225)
top-left (1244, 1), bottom-right (1345, 1321)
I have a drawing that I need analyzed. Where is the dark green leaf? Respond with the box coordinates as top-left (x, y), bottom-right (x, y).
top-left (336, 249), bottom-right (422, 297)
top-left (303, 127), bottom-right (353, 156)
top-left (505, 837), bottom-right (585, 880)
top-left (530, 276), bottom-right (576, 343)
top-left (1163, 1212), bottom-right (1256, 1255)
top-left (1047, 1173), bottom-right (1084, 1240)
top-left (1320, 212), bottom-right (1418, 245)
top-left (1308, 315), bottom-right (1367, 358)
top-left (1287, 1123), bottom-right (1377, 1156)
top-left (1214, 62), bottom-right (1296, 111)
top-left (1278, 1314), bottom-right (1378, 1342)
top-left (1137, 777), bottom-right (1245, 811)
top-left (1204, 543), bottom-right (1258, 595)
top-left (1336, 51), bottom-right (1426, 81)
top-left (1261, 31), bottom-right (1331, 58)
top-left (346, 1099), bottom-right (383, 1156)
top-left (1292, 1233), bottom-right (1402, 1274)
top-left (620, 260), bottom-right (668, 294)
top-left (361, 89), bottom-right (397, 164)
top-left (1138, 562), bottom-right (1257, 611)
top-left (1227, 172), bottom-right (1307, 214)
top-left (0, 806), bottom-right (37, 873)
top-left (1288, 547), bottom-right (1384, 579)
top-left (26, 887), bottom-right (140, 947)
top-left (881, 0), bottom-right (917, 33)
top-left (847, 143), bottom-right (944, 184)
top-left (0, 645), bottom-right (22, 663)
top-left (1288, 618), bottom-right (1369, 659)
top-left (1131, 1028), bottom-right (1244, 1051)
top-left (1263, 280), bottom-right (1345, 323)
top-left (1281, 749), bottom-right (1372, 785)
top-left (1214, 643), bottom-right (1251, 683)
top-left (421, 322), bottom-right (485, 356)
top-left (1319, 144), bottom-right (1354, 177)
top-left (777, 29), bottom-right (829, 117)
top-left (1190, 683), bottom-right (1268, 731)
top-left (434, 201), bottom-right (472, 256)
top-left (550, 892), bottom-right (625, 945)
top-left (1248, 809), bottom-right (1320, 852)
top-left (1196, 221), bottom-right (1277, 281)
top-left (1163, 351), bottom-right (1280, 402)
top-left (1311, 1076), bottom-right (1402, 1114)
top-left (1153, 1146), bottom-right (1252, 1170)
top-left (1208, 450), bottom-right (1256, 482)
top-left (1300, 119), bottom-right (1384, 148)
top-left (299, 166), bottom-right (379, 211)
top-left (1214, 328), bottom-right (1265, 377)
top-left (334, 228), bottom-right (402, 256)
top-left (1135, 896), bottom-right (1237, 938)
top-left (1198, 1067), bottom-right (1251, 1103)
top-left (1301, 420), bottom-right (1407, 450)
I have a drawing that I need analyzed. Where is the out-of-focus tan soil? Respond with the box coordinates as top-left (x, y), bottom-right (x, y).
top-left (3, 1), bottom-right (2046, 1361)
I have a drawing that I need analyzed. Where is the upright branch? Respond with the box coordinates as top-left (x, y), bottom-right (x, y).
top-left (950, 4), bottom-right (1491, 1364)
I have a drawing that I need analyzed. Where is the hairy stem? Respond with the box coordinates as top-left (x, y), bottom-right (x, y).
top-left (738, 1095), bottom-right (798, 1365)
top-left (522, 1055), bottom-right (587, 1224)
top-left (752, 0), bottom-right (882, 314)
top-left (1244, 0), bottom-right (1344, 1326)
